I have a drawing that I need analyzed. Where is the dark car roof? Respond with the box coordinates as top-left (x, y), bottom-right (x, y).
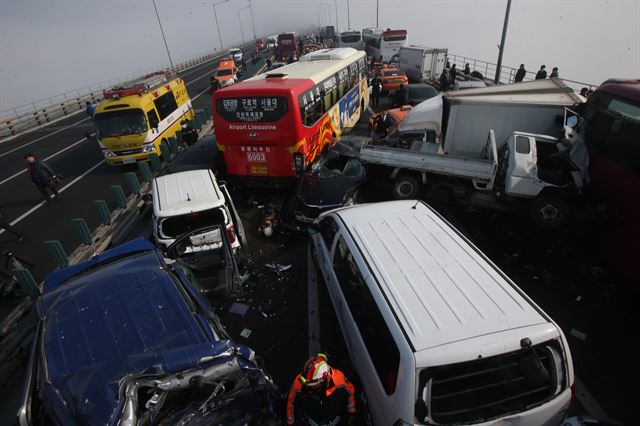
top-left (408, 83), bottom-right (439, 98)
top-left (171, 135), bottom-right (219, 172)
top-left (38, 238), bottom-right (223, 425)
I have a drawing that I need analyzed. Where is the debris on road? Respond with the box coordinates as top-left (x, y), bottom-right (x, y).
top-left (240, 328), bottom-right (252, 338)
top-left (229, 302), bottom-right (250, 317)
top-left (570, 328), bottom-right (588, 341)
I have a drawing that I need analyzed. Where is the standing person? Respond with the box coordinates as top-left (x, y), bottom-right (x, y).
top-left (371, 76), bottom-right (381, 108)
top-left (449, 64), bottom-right (457, 88)
top-left (85, 101), bottom-right (95, 117)
top-left (286, 354), bottom-right (356, 426)
top-left (374, 110), bottom-right (394, 139)
top-left (550, 67), bottom-right (559, 78)
top-left (396, 83), bottom-right (409, 107)
top-left (463, 63), bottom-right (471, 75)
top-left (535, 65), bottom-right (547, 80)
top-left (580, 87), bottom-right (589, 97)
top-left (25, 153), bottom-right (60, 201)
top-left (514, 64), bottom-right (527, 82)
top-left (0, 208), bottom-right (23, 242)
top-left (440, 68), bottom-right (450, 92)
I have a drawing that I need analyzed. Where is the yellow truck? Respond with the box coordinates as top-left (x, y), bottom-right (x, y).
top-left (93, 72), bottom-right (194, 165)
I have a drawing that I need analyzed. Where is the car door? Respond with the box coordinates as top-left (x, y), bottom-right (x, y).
top-left (505, 133), bottom-right (547, 197)
top-left (220, 183), bottom-right (248, 249)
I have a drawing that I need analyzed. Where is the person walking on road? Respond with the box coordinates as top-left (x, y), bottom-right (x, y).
top-left (371, 76), bottom-right (382, 108)
top-left (85, 101), bottom-right (95, 117)
top-left (550, 67), bottom-right (559, 78)
top-left (514, 64), bottom-right (527, 82)
top-left (286, 353), bottom-right (356, 426)
top-left (535, 65), bottom-right (547, 80)
top-left (25, 153), bottom-right (60, 201)
top-left (0, 208), bottom-right (23, 242)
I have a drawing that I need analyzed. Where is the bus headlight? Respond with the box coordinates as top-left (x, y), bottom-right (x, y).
top-left (142, 144), bottom-right (156, 153)
top-left (293, 153), bottom-right (306, 172)
top-left (103, 150), bottom-right (116, 158)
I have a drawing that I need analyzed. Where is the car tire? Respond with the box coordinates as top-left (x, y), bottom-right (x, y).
top-left (530, 194), bottom-right (569, 230)
top-left (393, 175), bottom-right (419, 199)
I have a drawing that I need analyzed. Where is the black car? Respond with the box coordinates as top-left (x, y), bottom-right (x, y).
top-left (280, 152), bottom-right (365, 232)
top-left (168, 135), bottom-right (226, 176)
top-left (388, 83), bottom-right (439, 108)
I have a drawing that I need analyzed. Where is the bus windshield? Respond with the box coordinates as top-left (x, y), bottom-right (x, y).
top-left (216, 97), bottom-right (288, 123)
top-left (341, 34), bottom-right (361, 43)
top-left (94, 109), bottom-right (147, 137)
top-left (384, 33), bottom-right (406, 42)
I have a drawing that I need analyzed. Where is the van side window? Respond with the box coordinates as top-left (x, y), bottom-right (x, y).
top-left (154, 91), bottom-right (179, 121)
top-left (333, 236), bottom-right (400, 395)
top-left (147, 109), bottom-right (160, 129)
top-left (319, 217), bottom-right (338, 249)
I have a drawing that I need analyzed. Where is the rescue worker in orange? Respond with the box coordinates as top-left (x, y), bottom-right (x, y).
top-left (286, 354), bottom-right (356, 426)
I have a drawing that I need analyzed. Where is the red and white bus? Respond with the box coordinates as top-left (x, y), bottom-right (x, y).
top-left (362, 28), bottom-right (408, 62)
top-left (213, 48), bottom-right (369, 183)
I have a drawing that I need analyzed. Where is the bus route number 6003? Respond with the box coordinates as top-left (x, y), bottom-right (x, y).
top-left (247, 152), bottom-right (266, 162)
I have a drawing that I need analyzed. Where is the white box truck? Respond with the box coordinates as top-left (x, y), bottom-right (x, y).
top-left (333, 79), bottom-right (587, 229)
top-left (398, 45), bottom-right (448, 83)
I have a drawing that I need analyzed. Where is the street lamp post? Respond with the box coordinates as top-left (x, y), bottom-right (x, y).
top-left (151, 0), bottom-right (173, 67)
top-left (237, 6), bottom-right (250, 43)
top-left (347, 0), bottom-right (351, 30)
top-left (494, 0), bottom-right (513, 84)
top-left (248, 0), bottom-right (257, 40)
top-left (334, 0), bottom-right (339, 32)
top-left (376, 0), bottom-right (379, 27)
top-left (213, 0), bottom-right (230, 50)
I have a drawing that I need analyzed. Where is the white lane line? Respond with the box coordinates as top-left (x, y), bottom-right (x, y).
top-left (0, 159), bottom-right (105, 235)
top-left (0, 134), bottom-right (93, 186)
top-left (192, 86), bottom-right (211, 102)
top-left (307, 243), bottom-right (321, 356)
top-left (0, 116), bottom-right (91, 158)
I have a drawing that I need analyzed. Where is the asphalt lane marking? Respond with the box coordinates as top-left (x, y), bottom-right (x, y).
top-left (0, 134), bottom-right (93, 186)
top-left (0, 159), bottom-right (104, 235)
top-left (0, 116), bottom-right (91, 158)
top-left (307, 243), bottom-right (321, 356)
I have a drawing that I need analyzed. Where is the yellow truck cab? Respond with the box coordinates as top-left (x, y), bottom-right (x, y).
top-left (94, 72), bottom-right (194, 165)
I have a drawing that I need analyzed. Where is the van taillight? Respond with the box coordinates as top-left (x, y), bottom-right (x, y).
top-left (570, 383), bottom-right (575, 400)
top-left (227, 226), bottom-right (236, 243)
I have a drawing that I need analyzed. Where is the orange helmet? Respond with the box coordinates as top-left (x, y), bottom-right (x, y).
top-left (298, 353), bottom-right (331, 388)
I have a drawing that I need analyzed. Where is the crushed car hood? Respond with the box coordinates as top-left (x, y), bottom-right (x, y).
top-left (297, 158), bottom-right (364, 207)
top-left (37, 240), bottom-right (233, 425)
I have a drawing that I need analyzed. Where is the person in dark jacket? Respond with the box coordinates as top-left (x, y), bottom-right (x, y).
top-left (371, 76), bottom-right (382, 108)
top-left (374, 111), bottom-right (394, 139)
top-left (449, 63), bottom-right (457, 86)
top-left (514, 64), bottom-right (527, 82)
top-left (535, 65), bottom-right (547, 80)
top-left (464, 63), bottom-right (471, 75)
top-left (0, 208), bottom-right (23, 241)
top-left (440, 69), bottom-right (450, 92)
top-left (550, 67), bottom-right (559, 78)
top-left (395, 84), bottom-right (409, 107)
top-left (25, 153), bottom-right (59, 201)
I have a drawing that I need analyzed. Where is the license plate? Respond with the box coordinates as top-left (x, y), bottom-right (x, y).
top-left (122, 157), bottom-right (136, 164)
top-left (247, 152), bottom-right (266, 162)
top-left (250, 165), bottom-right (268, 175)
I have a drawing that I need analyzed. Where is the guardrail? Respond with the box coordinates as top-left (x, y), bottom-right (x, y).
top-left (447, 53), bottom-right (598, 92)
top-left (0, 40), bottom-right (257, 143)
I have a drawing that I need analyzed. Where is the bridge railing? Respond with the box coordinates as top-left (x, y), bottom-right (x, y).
top-left (447, 53), bottom-right (599, 92)
top-left (0, 40), bottom-right (256, 142)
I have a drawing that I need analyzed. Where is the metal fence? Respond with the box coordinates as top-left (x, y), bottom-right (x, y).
top-left (0, 41), bottom-right (256, 142)
top-left (447, 53), bottom-right (598, 92)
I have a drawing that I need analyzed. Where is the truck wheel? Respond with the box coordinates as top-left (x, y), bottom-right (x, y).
top-left (393, 175), bottom-right (419, 199)
top-left (530, 195), bottom-right (568, 230)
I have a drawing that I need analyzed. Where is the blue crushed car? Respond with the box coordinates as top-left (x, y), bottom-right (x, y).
top-left (18, 238), bottom-right (280, 425)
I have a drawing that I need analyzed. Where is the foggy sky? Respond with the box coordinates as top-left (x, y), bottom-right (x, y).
top-left (1, 0), bottom-right (638, 111)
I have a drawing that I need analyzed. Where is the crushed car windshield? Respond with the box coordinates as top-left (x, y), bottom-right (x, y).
top-left (161, 208), bottom-right (227, 238)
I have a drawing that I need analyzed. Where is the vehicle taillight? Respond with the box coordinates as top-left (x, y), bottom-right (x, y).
top-left (570, 383), bottom-right (575, 400)
top-left (227, 225), bottom-right (237, 244)
top-left (157, 242), bottom-right (167, 252)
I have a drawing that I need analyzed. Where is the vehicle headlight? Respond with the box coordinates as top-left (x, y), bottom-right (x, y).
top-left (103, 150), bottom-right (116, 158)
top-left (142, 144), bottom-right (156, 153)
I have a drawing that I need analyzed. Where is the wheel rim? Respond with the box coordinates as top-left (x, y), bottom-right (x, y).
top-left (538, 203), bottom-right (561, 222)
top-left (397, 181), bottom-right (414, 197)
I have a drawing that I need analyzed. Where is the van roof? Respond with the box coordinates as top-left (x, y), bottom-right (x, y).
top-left (152, 170), bottom-right (224, 217)
top-left (331, 200), bottom-right (549, 353)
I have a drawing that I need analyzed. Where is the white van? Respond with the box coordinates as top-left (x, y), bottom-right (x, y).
top-left (152, 170), bottom-right (241, 251)
top-left (310, 200), bottom-right (574, 426)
